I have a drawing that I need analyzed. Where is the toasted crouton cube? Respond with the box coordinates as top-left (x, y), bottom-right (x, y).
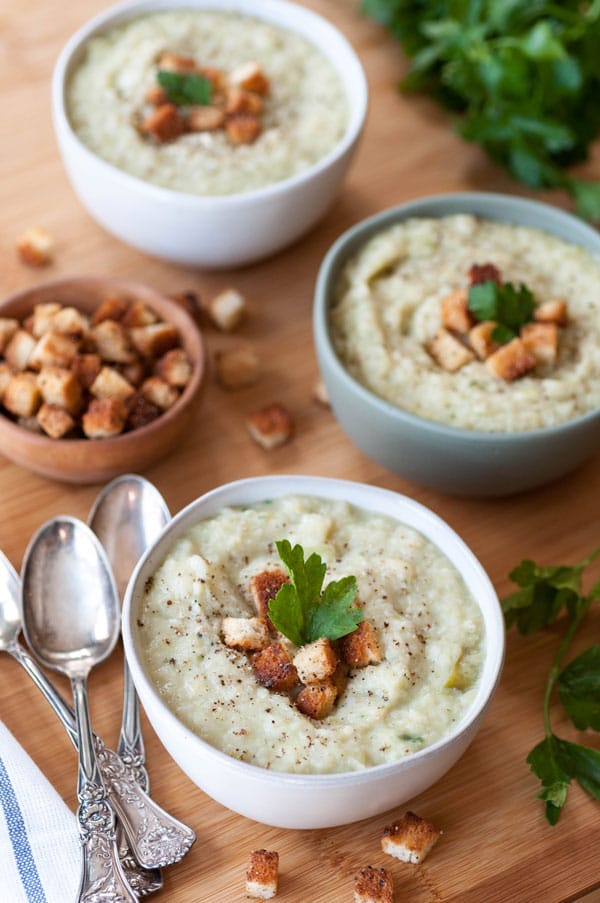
top-left (71, 353), bottom-right (102, 389)
top-left (91, 366), bottom-right (136, 402)
top-left (246, 403), bottom-right (293, 449)
top-left (520, 322), bottom-right (559, 365)
top-left (0, 319), bottom-right (19, 354)
top-left (18, 416), bottom-right (43, 433)
top-left (37, 366), bottom-right (82, 414)
top-left (141, 103), bottom-right (186, 142)
top-left (426, 328), bottom-right (474, 372)
top-left (188, 105), bottom-right (225, 131)
top-left (155, 348), bottom-right (192, 388)
top-left (468, 262), bottom-right (501, 285)
top-left (440, 288), bottom-right (473, 335)
top-left (246, 850), bottom-right (279, 900)
top-left (145, 84), bottom-right (168, 106)
top-left (3, 372), bottom-right (41, 418)
top-left (126, 393), bottom-right (162, 431)
top-left (199, 65), bottom-right (227, 93)
top-left (4, 329), bottom-right (36, 371)
top-left (468, 320), bottom-right (500, 360)
top-left (485, 337), bottom-right (536, 381)
top-left (339, 621), bottom-right (383, 668)
top-left (168, 290), bottom-right (202, 322)
top-left (0, 363), bottom-right (13, 401)
top-left (82, 398), bottom-right (127, 438)
top-left (31, 303), bottom-right (62, 338)
top-left (92, 296), bottom-right (129, 325)
top-left (293, 638), bottom-right (338, 684)
top-left (121, 302), bottom-right (158, 329)
top-left (130, 323), bottom-right (179, 359)
top-left (207, 288), bottom-right (246, 332)
top-left (353, 866), bottom-right (393, 903)
top-left (36, 403), bottom-right (76, 439)
top-left (226, 113), bottom-right (261, 145)
top-left (157, 52), bottom-right (198, 73)
top-left (295, 680), bottom-right (338, 719)
top-left (216, 346), bottom-right (259, 390)
top-left (381, 811), bottom-right (441, 864)
top-left (230, 61), bottom-right (270, 96)
top-left (534, 298), bottom-right (568, 327)
top-left (141, 376), bottom-right (179, 410)
top-left (51, 306), bottom-right (90, 338)
top-left (90, 320), bottom-right (135, 363)
top-left (252, 642), bottom-right (299, 693)
top-left (28, 331), bottom-right (80, 370)
top-left (313, 378), bottom-right (330, 407)
top-left (225, 87), bottom-right (263, 116)
top-left (16, 227), bottom-right (54, 267)
top-left (120, 358), bottom-right (146, 387)
top-left (222, 617), bottom-right (270, 651)
top-left (250, 569), bottom-right (288, 619)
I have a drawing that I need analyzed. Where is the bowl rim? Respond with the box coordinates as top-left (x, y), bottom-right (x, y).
top-left (122, 473), bottom-right (505, 787)
top-left (52, 0), bottom-right (368, 207)
top-left (314, 190), bottom-right (600, 442)
top-left (0, 274), bottom-right (205, 450)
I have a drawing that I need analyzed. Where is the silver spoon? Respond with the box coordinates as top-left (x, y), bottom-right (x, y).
top-left (0, 550), bottom-right (162, 897)
top-left (21, 517), bottom-right (136, 903)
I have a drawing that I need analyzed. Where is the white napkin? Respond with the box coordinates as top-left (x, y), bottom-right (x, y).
top-left (0, 721), bottom-right (80, 902)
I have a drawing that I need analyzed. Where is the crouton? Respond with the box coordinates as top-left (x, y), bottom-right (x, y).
top-left (485, 337), bottom-right (536, 381)
top-left (0, 363), bottom-right (13, 401)
top-left (141, 103), bottom-right (187, 142)
top-left (3, 372), bottom-right (42, 418)
top-left (246, 850), bottom-right (278, 900)
top-left (295, 680), bottom-right (338, 719)
top-left (252, 642), bottom-right (299, 693)
top-left (0, 319), bottom-right (19, 354)
top-left (90, 320), bottom-right (135, 364)
top-left (468, 262), bottom-right (501, 285)
top-left (534, 298), bottom-right (568, 327)
top-left (468, 320), bottom-right (499, 360)
top-left (155, 348), bottom-right (192, 388)
top-left (157, 52), bottom-right (198, 73)
top-left (141, 376), bottom-right (179, 410)
top-left (91, 366), bottom-right (136, 402)
top-left (71, 354), bottom-right (102, 389)
top-left (28, 331), bottom-right (80, 370)
top-left (249, 569), bottom-right (288, 619)
top-left (225, 87), bottom-right (263, 116)
top-left (339, 621), bottom-right (383, 668)
top-left (31, 303), bottom-right (62, 338)
top-left (120, 358), bottom-right (146, 387)
top-left (16, 227), bottom-right (54, 267)
top-left (82, 397), bottom-right (127, 438)
top-left (353, 866), bottom-right (393, 903)
top-left (18, 416), bottom-right (43, 433)
top-left (207, 288), bottom-right (246, 332)
top-left (37, 366), bottom-right (82, 414)
top-left (168, 290), bottom-right (202, 322)
top-left (426, 328), bottom-right (474, 372)
top-left (440, 288), bottom-right (473, 335)
top-left (230, 61), bottom-right (270, 96)
top-left (293, 638), bottom-right (338, 684)
top-left (121, 302), bottom-right (158, 329)
top-left (520, 322), bottom-right (559, 365)
top-left (92, 296), bottom-right (129, 325)
top-left (225, 113), bottom-right (261, 145)
top-left (146, 84), bottom-right (168, 106)
top-left (126, 393), bottom-right (162, 431)
top-left (36, 403), bottom-right (76, 439)
top-left (199, 65), bottom-right (227, 94)
top-left (130, 323), bottom-right (179, 359)
top-left (51, 306), bottom-right (90, 338)
top-left (221, 617), bottom-right (270, 652)
top-left (246, 403), bottom-right (293, 449)
top-left (188, 105), bottom-right (225, 131)
top-left (4, 330), bottom-right (36, 371)
top-left (381, 811), bottom-right (441, 864)
top-left (313, 378), bottom-right (330, 407)
top-left (215, 346), bottom-right (259, 390)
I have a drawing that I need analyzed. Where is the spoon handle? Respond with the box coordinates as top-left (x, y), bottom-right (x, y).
top-left (71, 675), bottom-right (137, 903)
top-left (117, 658), bottom-right (149, 788)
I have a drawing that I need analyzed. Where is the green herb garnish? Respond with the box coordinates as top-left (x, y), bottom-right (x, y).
top-left (157, 70), bottom-right (212, 106)
top-left (502, 546), bottom-right (600, 824)
top-left (361, 1), bottom-right (600, 220)
top-left (268, 540), bottom-right (363, 646)
top-left (468, 280), bottom-right (536, 343)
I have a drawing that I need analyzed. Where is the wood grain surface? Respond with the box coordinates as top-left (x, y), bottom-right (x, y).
top-left (1, 1), bottom-right (600, 901)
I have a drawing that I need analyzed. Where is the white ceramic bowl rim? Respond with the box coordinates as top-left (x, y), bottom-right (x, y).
top-left (52, 0), bottom-right (368, 208)
top-left (315, 191), bottom-right (600, 441)
top-left (122, 474), bottom-right (505, 788)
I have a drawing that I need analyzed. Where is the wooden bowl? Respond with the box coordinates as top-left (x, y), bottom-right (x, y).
top-left (0, 276), bottom-right (205, 483)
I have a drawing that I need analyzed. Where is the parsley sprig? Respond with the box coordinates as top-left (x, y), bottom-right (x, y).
top-left (502, 546), bottom-right (600, 824)
top-left (468, 280), bottom-right (536, 343)
top-left (157, 70), bottom-right (212, 106)
top-left (268, 540), bottom-right (363, 646)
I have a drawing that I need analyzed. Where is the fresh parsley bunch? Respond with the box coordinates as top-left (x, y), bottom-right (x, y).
top-left (362, 0), bottom-right (600, 220)
top-left (468, 280), bottom-right (536, 343)
top-left (502, 547), bottom-right (600, 823)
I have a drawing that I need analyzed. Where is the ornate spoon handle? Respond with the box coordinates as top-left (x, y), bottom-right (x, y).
top-left (118, 658), bottom-right (149, 789)
top-left (72, 675), bottom-right (137, 903)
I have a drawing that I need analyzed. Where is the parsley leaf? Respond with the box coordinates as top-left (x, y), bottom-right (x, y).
top-left (502, 559), bottom-right (584, 633)
top-left (157, 70), bottom-right (212, 106)
top-left (558, 646), bottom-right (600, 731)
top-left (268, 540), bottom-right (363, 646)
top-left (527, 736), bottom-right (571, 825)
top-left (467, 280), bottom-right (536, 343)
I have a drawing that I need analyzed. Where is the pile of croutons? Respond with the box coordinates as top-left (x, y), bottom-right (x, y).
top-left (222, 567), bottom-right (383, 720)
top-left (0, 296), bottom-right (192, 440)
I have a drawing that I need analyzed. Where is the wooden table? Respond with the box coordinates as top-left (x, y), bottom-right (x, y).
top-left (2, 1), bottom-right (600, 900)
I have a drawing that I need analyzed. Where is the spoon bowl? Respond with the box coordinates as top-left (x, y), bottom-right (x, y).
top-left (0, 552), bottom-right (21, 650)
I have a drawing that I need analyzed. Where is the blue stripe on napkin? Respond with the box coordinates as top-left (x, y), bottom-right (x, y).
top-left (0, 753), bottom-right (47, 903)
